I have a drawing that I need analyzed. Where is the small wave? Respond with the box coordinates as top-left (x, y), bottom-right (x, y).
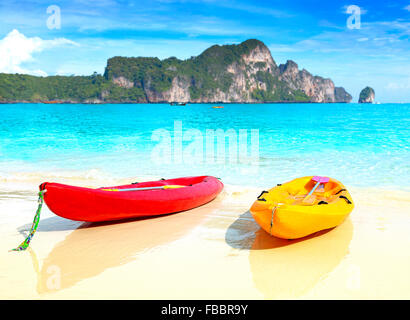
top-left (0, 168), bottom-right (161, 192)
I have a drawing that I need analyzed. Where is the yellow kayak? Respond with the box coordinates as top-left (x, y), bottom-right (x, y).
top-left (250, 176), bottom-right (354, 239)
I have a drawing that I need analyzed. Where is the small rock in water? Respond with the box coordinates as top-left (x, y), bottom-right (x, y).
top-left (358, 86), bottom-right (375, 103)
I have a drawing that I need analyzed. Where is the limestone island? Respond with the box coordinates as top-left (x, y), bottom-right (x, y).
top-left (0, 39), bottom-right (352, 104)
top-left (358, 87), bottom-right (375, 103)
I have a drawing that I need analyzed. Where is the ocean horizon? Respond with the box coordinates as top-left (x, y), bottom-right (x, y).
top-left (1, 102), bottom-right (409, 190)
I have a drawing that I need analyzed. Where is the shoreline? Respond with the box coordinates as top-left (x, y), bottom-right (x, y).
top-left (0, 101), bottom-right (353, 105)
top-left (1, 178), bottom-right (409, 299)
top-left (1, 169), bottom-right (410, 193)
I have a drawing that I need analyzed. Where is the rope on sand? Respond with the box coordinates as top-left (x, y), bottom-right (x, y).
top-left (11, 190), bottom-right (46, 252)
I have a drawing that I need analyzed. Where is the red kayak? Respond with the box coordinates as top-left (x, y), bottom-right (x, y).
top-left (39, 176), bottom-right (224, 222)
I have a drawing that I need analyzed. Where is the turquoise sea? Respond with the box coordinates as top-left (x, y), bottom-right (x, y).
top-left (0, 103), bottom-right (409, 189)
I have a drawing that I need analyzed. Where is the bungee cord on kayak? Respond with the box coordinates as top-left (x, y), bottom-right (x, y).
top-left (11, 176), bottom-right (223, 251)
top-left (250, 176), bottom-right (354, 240)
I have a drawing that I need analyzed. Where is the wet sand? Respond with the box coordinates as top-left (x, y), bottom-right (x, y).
top-left (1, 178), bottom-right (410, 299)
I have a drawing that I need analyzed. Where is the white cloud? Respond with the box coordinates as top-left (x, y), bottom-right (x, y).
top-left (404, 5), bottom-right (410, 11)
top-left (0, 29), bottom-right (78, 76)
top-left (386, 78), bottom-right (410, 90)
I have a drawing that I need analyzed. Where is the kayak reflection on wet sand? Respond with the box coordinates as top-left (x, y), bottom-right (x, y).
top-left (32, 198), bottom-right (222, 294)
top-left (225, 211), bottom-right (353, 299)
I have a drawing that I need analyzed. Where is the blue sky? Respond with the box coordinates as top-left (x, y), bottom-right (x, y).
top-left (0, 0), bottom-right (409, 102)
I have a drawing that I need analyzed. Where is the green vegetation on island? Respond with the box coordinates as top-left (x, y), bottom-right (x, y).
top-left (0, 39), bottom-right (351, 103)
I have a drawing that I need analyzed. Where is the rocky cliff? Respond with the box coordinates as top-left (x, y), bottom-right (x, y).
top-left (105, 39), bottom-right (352, 103)
top-left (358, 87), bottom-right (375, 103)
top-left (278, 60), bottom-right (352, 103)
top-left (0, 39), bottom-right (352, 104)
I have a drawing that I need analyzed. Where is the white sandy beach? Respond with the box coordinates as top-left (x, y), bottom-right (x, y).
top-left (1, 174), bottom-right (410, 299)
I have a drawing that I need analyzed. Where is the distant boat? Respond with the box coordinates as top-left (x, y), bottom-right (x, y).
top-left (170, 102), bottom-right (186, 106)
top-left (212, 106), bottom-right (224, 109)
